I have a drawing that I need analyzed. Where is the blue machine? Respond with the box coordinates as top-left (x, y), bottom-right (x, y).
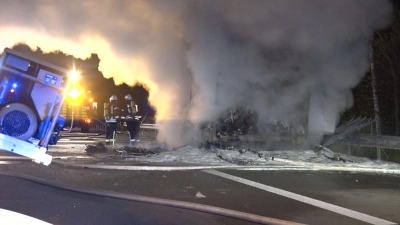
top-left (0, 48), bottom-right (71, 165)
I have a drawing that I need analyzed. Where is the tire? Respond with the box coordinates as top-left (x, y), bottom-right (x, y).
top-left (81, 125), bottom-right (89, 133)
top-left (0, 103), bottom-right (38, 140)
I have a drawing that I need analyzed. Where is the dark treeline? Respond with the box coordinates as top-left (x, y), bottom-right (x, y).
top-left (341, 3), bottom-right (400, 136)
top-left (8, 43), bottom-right (155, 120)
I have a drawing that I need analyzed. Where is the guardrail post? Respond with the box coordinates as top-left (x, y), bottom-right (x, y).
top-left (377, 148), bottom-right (381, 161)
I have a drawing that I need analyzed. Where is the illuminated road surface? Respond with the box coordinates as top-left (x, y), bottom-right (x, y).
top-left (0, 161), bottom-right (398, 225)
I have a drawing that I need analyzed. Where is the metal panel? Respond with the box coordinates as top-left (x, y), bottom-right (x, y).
top-left (0, 133), bottom-right (52, 165)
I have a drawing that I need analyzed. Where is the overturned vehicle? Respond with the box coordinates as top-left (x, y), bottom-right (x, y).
top-left (201, 106), bottom-right (307, 150)
top-left (0, 48), bottom-right (70, 165)
top-left (201, 90), bottom-right (375, 152)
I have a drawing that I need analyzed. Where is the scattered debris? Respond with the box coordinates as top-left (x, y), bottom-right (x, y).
top-left (239, 148), bottom-right (247, 154)
top-left (314, 145), bottom-right (356, 163)
top-left (203, 141), bottom-right (218, 152)
top-left (116, 146), bottom-right (168, 157)
top-left (121, 146), bottom-right (155, 154)
top-left (195, 191), bottom-right (206, 198)
top-left (51, 142), bottom-right (400, 171)
top-left (172, 144), bottom-right (191, 151)
top-left (216, 150), bottom-right (255, 165)
top-left (85, 142), bottom-right (108, 154)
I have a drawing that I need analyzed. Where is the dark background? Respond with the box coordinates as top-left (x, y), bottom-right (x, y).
top-left (8, 43), bottom-right (156, 121)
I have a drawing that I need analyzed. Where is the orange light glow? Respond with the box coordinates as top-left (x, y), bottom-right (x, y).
top-left (67, 88), bottom-right (82, 99)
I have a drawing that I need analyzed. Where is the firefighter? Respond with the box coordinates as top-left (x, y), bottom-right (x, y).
top-left (124, 94), bottom-right (141, 143)
top-left (104, 95), bottom-right (120, 143)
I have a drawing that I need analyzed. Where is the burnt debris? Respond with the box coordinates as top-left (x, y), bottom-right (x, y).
top-left (85, 142), bottom-right (108, 153)
top-left (214, 106), bottom-right (259, 137)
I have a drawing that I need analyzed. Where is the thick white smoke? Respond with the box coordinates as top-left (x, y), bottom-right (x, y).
top-left (0, 0), bottom-right (391, 147)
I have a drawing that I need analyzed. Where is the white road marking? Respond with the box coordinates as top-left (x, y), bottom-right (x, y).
top-left (52, 156), bottom-right (93, 159)
top-left (57, 140), bottom-right (97, 143)
top-left (205, 170), bottom-right (397, 225)
top-left (238, 167), bottom-right (400, 174)
top-left (0, 161), bottom-right (17, 164)
top-left (0, 208), bottom-right (52, 225)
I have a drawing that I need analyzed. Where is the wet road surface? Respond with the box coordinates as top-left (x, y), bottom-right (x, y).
top-left (0, 160), bottom-right (399, 225)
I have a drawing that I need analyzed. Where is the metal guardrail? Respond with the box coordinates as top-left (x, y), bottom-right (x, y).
top-left (140, 124), bottom-right (159, 137)
top-left (338, 134), bottom-right (400, 150)
top-left (89, 119), bottom-right (159, 136)
top-left (140, 124), bottom-right (159, 129)
top-left (90, 119), bottom-right (107, 131)
top-left (321, 117), bottom-right (375, 147)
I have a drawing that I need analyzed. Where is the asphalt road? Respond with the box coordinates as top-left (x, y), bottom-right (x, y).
top-left (0, 160), bottom-right (399, 225)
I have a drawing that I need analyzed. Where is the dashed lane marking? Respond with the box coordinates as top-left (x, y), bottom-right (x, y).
top-left (0, 161), bottom-right (18, 164)
top-left (57, 140), bottom-right (97, 143)
top-left (205, 170), bottom-right (397, 225)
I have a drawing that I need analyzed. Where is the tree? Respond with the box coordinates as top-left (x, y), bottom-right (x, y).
top-left (374, 8), bottom-right (400, 135)
top-left (371, 35), bottom-right (383, 137)
top-left (370, 35), bottom-right (383, 161)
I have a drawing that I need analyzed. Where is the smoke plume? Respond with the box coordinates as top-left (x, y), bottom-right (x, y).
top-left (0, 0), bottom-right (391, 147)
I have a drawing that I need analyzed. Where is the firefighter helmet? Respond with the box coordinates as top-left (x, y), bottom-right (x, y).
top-left (109, 95), bottom-right (118, 102)
top-left (124, 94), bottom-right (132, 101)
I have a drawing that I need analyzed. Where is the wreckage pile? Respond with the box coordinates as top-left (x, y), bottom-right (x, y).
top-left (205, 106), bottom-right (305, 139)
top-left (118, 145), bottom-right (166, 155)
top-left (200, 106), bottom-right (306, 151)
top-left (84, 142), bottom-right (167, 156)
top-left (213, 106), bottom-right (259, 137)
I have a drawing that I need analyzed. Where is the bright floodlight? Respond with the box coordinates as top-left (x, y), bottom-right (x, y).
top-left (67, 88), bottom-right (82, 99)
top-left (69, 70), bottom-right (80, 81)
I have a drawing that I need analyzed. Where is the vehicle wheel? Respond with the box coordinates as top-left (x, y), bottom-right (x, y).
top-left (81, 119), bottom-right (90, 133)
top-left (0, 103), bottom-right (38, 140)
top-left (81, 126), bottom-right (89, 133)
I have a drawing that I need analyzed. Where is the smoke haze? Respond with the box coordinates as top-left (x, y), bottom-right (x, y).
top-left (0, 0), bottom-right (391, 147)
